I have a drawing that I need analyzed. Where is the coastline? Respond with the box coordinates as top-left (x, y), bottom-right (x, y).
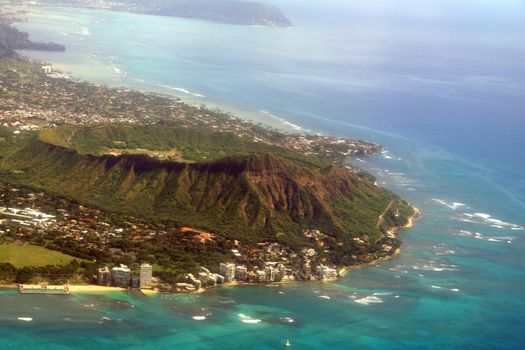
top-left (140, 288), bottom-right (159, 295)
top-left (0, 54), bottom-right (421, 294)
top-left (9, 4), bottom-right (293, 134)
top-left (390, 206), bottom-right (421, 235)
top-left (194, 205), bottom-right (421, 293)
top-left (338, 205), bottom-right (420, 278)
top-left (67, 285), bottom-right (126, 293)
top-left (0, 284), bottom-right (125, 293)
top-left (2, 8), bottom-right (421, 294)
top-left (8, 5), bottom-right (337, 136)
top-left (0, 208), bottom-right (421, 295)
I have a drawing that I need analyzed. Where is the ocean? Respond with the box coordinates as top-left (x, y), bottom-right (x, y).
top-left (2, 0), bottom-right (525, 348)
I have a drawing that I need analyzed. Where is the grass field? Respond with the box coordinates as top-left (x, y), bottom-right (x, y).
top-left (0, 243), bottom-right (79, 268)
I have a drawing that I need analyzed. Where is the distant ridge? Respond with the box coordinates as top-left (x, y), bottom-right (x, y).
top-left (0, 14), bottom-right (65, 58)
top-left (144, 0), bottom-right (293, 27)
top-left (38, 0), bottom-right (293, 27)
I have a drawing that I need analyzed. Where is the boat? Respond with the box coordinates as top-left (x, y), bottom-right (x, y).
top-left (284, 339), bottom-right (291, 347)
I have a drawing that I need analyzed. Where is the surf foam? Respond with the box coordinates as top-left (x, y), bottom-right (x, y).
top-left (354, 296), bottom-right (383, 305)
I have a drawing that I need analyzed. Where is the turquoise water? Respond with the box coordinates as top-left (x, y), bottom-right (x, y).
top-left (3, 1), bottom-right (525, 348)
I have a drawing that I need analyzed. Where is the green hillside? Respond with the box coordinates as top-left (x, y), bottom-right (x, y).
top-left (39, 124), bottom-right (331, 168)
top-left (0, 125), bottom-right (413, 249)
top-left (39, 0), bottom-right (293, 27)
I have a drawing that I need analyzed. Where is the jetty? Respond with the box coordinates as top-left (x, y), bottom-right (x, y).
top-left (18, 283), bottom-right (70, 295)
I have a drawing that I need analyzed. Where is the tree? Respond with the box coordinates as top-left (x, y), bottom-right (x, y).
top-left (15, 267), bottom-right (33, 284)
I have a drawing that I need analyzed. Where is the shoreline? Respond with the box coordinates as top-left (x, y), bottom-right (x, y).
top-left (66, 285), bottom-right (126, 293)
top-left (338, 205), bottom-right (420, 278)
top-left (9, 4), bottom-right (370, 139)
top-left (195, 205), bottom-right (421, 293)
top-left (0, 284), bottom-right (158, 294)
top-left (0, 284), bottom-right (125, 293)
top-left (0, 207), bottom-right (421, 295)
top-left (2, 7), bottom-right (422, 295)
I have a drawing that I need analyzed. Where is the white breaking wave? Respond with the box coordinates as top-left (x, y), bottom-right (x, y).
top-left (413, 264), bottom-right (457, 272)
top-left (280, 317), bottom-right (295, 323)
top-left (18, 317), bottom-right (33, 322)
top-left (454, 212), bottom-right (524, 231)
top-left (79, 26), bottom-right (90, 35)
top-left (260, 110), bottom-right (310, 132)
top-left (158, 84), bottom-right (206, 99)
top-left (171, 87), bottom-right (190, 94)
top-left (354, 296), bottom-right (383, 305)
top-left (239, 314), bottom-right (261, 324)
top-left (193, 316), bottom-right (206, 320)
top-left (432, 286), bottom-right (460, 293)
top-left (318, 295), bottom-right (331, 300)
top-left (432, 199), bottom-right (467, 210)
top-left (433, 243), bottom-right (459, 256)
top-left (435, 249), bottom-right (456, 256)
top-left (159, 84), bottom-right (191, 94)
top-left (242, 319), bottom-right (261, 324)
top-left (451, 229), bottom-right (516, 244)
top-left (380, 150), bottom-right (401, 161)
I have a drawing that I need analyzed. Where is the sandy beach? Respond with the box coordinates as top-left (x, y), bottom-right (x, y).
top-left (67, 285), bottom-right (126, 293)
top-left (403, 206), bottom-right (421, 230)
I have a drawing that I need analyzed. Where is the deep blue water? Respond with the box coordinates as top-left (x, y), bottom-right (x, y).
top-left (3, 1), bottom-right (525, 348)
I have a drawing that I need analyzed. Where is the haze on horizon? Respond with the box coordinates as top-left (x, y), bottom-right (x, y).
top-left (267, 0), bottom-right (525, 167)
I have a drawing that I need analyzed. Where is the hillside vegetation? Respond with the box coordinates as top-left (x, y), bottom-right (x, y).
top-left (143, 0), bottom-right (293, 26)
top-left (39, 0), bottom-right (293, 27)
top-left (38, 124), bottom-right (331, 168)
top-left (1, 125), bottom-right (413, 248)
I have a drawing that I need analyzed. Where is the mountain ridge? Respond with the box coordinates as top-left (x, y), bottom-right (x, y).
top-left (37, 0), bottom-right (293, 27)
top-left (1, 129), bottom-right (413, 249)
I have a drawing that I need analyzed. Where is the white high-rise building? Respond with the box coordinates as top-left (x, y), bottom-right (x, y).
top-left (139, 263), bottom-right (153, 289)
top-left (97, 266), bottom-right (111, 286)
top-left (277, 264), bottom-right (286, 281)
top-left (111, 264), bottom-right (131, 287)
top-left (256, 270), bottom-right (267, 283)
top-left (198, 268), bottom-right (217, 287)
top-left (219, 262), bottom-right (236, 282)
top-left (317, 265), bottom-right (338, 280)
top-left (235, 265), bottom-right (248, 281)
top-left (265, 266), bottom-right (275, 282)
